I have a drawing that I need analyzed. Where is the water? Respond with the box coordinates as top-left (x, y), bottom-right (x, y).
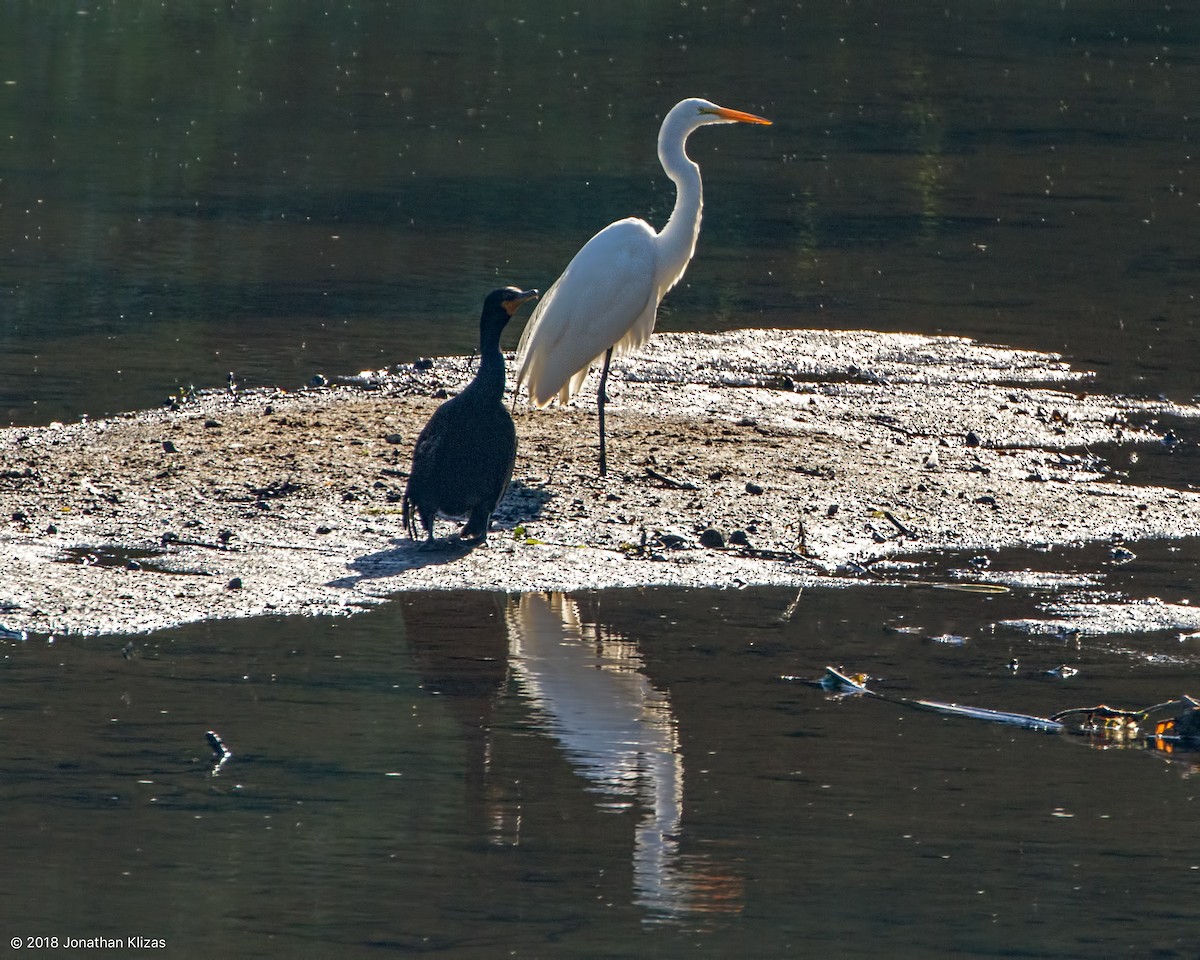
top-left (2, 2), bottom-right (1199, 955)
top-left (2, 577), bottom-right (1198, 957)
top-left (2, 2), bottom-right (1198, 425)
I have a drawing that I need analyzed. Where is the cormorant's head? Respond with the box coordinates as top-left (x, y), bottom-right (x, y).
top-left (484, 287), bottom-right (539, 323)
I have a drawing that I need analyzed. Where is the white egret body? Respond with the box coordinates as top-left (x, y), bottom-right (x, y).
top-left (514, 97), bottom-right (771, 474)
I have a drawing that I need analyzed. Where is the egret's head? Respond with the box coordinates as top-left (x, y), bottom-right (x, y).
top-left (672, 97), bottom-right (772, 128)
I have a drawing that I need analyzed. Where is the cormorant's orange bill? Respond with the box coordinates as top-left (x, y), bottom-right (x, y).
top-left (704, 105), bottom-right (772, 125)
top-left (502, 289), bottom-right (539, 316)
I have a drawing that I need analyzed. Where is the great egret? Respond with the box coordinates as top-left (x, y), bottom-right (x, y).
top-left (514, 97), bottom-right (771, 475)
top-left (403, 287), bottom-right (538, 544)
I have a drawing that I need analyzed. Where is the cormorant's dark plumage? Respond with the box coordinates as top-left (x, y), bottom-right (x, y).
top-left (402, 287), bottom-right (538, 545)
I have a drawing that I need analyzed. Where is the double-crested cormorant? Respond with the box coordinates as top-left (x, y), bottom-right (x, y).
top-left (403, 287), bottom-right (538, 545)
top-left (514, 97), bottom-right (771, 475)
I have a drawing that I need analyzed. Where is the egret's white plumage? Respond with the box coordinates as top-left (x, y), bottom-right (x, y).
top-left (515, 97), bottom-right (770, 473)
top-left (517, 217), bottom-right (658, 406)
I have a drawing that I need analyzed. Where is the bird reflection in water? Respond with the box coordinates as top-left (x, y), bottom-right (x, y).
top-left (503, 592), bottom-right (742, 922)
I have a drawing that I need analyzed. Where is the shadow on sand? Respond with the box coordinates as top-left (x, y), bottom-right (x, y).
top-left (328, 480), bottom-right (552, 588)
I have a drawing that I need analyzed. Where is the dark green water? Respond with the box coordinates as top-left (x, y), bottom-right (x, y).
top-left (2, 1), bottom-right (1198, 426)
top-left (2, 2), bottom-right (1199, 956)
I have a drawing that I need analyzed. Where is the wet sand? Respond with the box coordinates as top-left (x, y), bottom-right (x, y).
top-left (1, 327), bottom-right (1198, 637)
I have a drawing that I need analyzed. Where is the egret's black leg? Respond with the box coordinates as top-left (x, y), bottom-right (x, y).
top-left (597, 346), bottom-right (613, 477)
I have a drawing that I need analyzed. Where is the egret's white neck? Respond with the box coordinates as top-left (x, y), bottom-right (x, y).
top-left (654, 124), bottom-right (704, 297)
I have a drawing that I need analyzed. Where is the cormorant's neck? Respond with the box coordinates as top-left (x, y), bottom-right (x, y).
top-left (470, 321), bottom-right (507, 398)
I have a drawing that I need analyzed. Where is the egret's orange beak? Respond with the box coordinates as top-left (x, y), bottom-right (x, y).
top-left (707, 106), bottom-right (772, 125)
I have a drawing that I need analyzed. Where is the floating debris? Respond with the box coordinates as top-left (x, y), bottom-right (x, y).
top-left (803, 667), bottom-right (1200, 756)
top-left (929, 581), bottom-right (1011, 594)
top-left (805, 665), bottom-right (872, 695)
top-left (206, 729), bottom-right (233, 777)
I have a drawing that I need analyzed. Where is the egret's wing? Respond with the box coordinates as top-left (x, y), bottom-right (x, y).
top-left (516, 218), bottom-right (658, 407)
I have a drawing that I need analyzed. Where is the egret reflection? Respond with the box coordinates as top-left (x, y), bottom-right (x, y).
top-left (504, 592), bottom-right (740, 921)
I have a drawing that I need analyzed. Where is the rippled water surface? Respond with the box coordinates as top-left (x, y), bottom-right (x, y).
top-left (2, 1), bottom-right (1199, 424)
top-left (2, 2), bottom-right (1199, 956)
top-left (3, 575), bottom-right (1199, 958)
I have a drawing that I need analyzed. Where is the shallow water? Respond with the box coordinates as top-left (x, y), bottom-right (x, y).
top-left (2, 576), bottom-right (1198, 957)
top-left (2, 2), bottom-right (1199, 956)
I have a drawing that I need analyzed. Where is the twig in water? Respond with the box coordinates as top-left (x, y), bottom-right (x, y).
top-left (780, 588), bottom-right (804, 621)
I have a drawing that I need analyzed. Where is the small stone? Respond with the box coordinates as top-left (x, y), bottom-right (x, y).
top-left (965, 430), bottom-right (981, 447)
top-left (310, 374), bottom-right (329, 387)
top-left (162, 440), bottom-right (177, 453)
top-left (728, 529), bottom-right (750, 546)
top-left (11, 510), bottom-right (27, 523)
top-left (316, 525), bottom-right (333, 535)
top-left (745, 482), bottom-right (764, 495)
top-left (698, 528), bottom-right (725, 549)
top-left (414, 357), bottom-right (434, 371)
top-left (204, 419), bottom-right (222, 429)
top-left (226, 577), bottom-right (243, 591)
top-left (384, 433), bottom-right (403, 445)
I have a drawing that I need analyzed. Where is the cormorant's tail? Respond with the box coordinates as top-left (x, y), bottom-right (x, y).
top-left (401, 493), bottom-right (418, 540)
